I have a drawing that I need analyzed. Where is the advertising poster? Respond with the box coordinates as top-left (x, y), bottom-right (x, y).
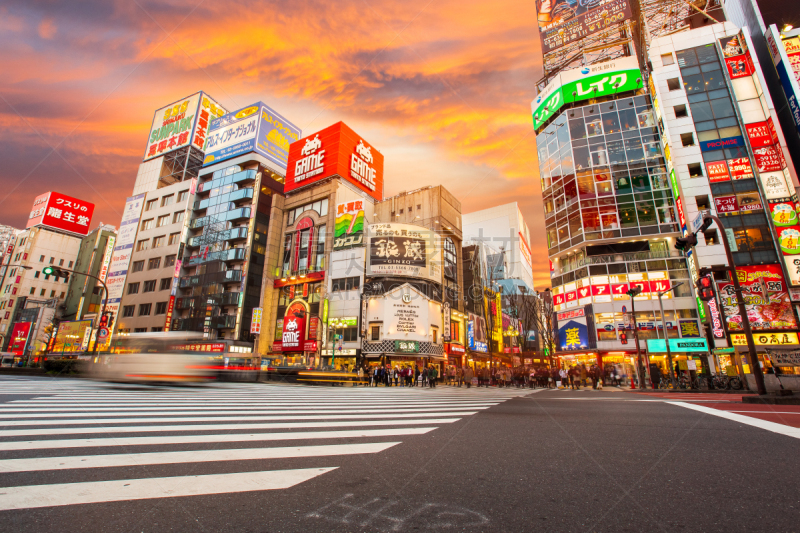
top-left (282, 301), bottom-right (307, 352)
top-left (714, 195), bottom-right (738, 214)
top-left (143, 93), bottom-right (226, 161)
top-left (9, 322), bottom-right (32, 355)
top-left (367, 223), bottom-right (442, 283)
top-left (706, 161), bottom-right (731, 182)
top-left (203, 102), bottom-right (300, 169)
top-left (760, 171), bottom-right (792, 199)
top-left (334, 200), bottom-right (365, 250)
top-left (535, 0), bottom-right (632, 54)
top-left (51, 320), bottom-right (93, 353)
top-left (717, 264), bottom-right (797, 331)
top-left (766, 26), bottom-right (800, 134)
top-left (745, 121), bottom-right (773, 147)
top-left (753, 145), bottom-right (786, 172)
top-left (679, 319), bottom-right (701, 338)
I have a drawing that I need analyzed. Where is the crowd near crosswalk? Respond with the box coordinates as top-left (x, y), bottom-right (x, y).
top-left (0, 377), bottom-right (530, 511)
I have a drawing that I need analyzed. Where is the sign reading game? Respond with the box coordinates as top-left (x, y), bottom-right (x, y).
top-left (285, 122), bottom-right (384, 201)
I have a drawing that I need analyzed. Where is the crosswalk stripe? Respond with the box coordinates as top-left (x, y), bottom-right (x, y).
top-left (0, 412), bottom-right (474, 427)
top-left (0, 402), bottom-right (498, 411)
top-left (0, 418), bottom-right (461, 437)
top-left (0, 442), bottom-right (399, 473)
top-left (0, 407), bottom-right (488, 419)
top-left (0, 427), bottom-right (436, 451)
top-left (0, 468), bottom-right (338, 511)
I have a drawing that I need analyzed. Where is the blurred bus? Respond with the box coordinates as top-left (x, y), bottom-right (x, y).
top-left (87, 332), bottom-right (218, 384)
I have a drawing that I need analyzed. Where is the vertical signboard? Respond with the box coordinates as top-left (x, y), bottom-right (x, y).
top-left (9, 322), bottom-right (32, 356)
top-left (250, 307), bottom-right (263, 335)
top-left (103, 194), bottom-right (146, 348)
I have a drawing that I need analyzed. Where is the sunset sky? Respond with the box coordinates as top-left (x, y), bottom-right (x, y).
top-left (0, 0), bottom-right (547, 286)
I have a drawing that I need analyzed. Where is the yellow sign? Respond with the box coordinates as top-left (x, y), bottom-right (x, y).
top-left (52, 320), bottom-right (93, 353)
top-left (495, 292), bottom-right (503, 353)
top-left (730, 332), bottom-right (799, 346)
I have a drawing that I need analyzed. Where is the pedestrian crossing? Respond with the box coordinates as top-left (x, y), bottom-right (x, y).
top-left (0, 377), bottom-right (530, 511)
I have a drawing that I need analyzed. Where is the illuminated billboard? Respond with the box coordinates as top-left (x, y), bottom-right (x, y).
top-left (143, 92), bottom-right (227, 161)
top-left (203, 102), bottom-right (300, 169)
top-left (367, 223), bottom-right (442, 284)
top-left (535, 0), bottom-right (632, 54)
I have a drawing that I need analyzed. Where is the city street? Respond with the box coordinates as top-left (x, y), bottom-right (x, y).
top-left (0, 377), bottom-right (799, 532)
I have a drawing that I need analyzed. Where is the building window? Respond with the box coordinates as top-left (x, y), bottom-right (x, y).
top-left (674, 104), bottom-right (688, 118)
top-left (282, 234), bottom-right (293, 275)
top-left (297, 228), bottom-right (311, 271)
top-left (432, 329), bottom-right (438, 344)
top-left (339, 327), bottom-right (358, 342)
top-left (59, 259), bottom-right (64, 266)
top-left (155, 301), bottom-right (168, 315)
top-left (177, 190), bottom-right (189, 203)
top-left (143, 280), bottom-right (156, 293)
top-left (150, 327), bottom-right (164, 333)
top-left (134, 327), bottom-right (147, 333)
top-left (173, 211), bottom-right (185, 225)
top-left (399, 208), bottom-right (404, 214)
top-left (159, 278), bottom-right (172, 291)
top-left (157, 215), bottom-right (170, 227)
top-left (417, 204), bottom-right (422, 210)
top-left (315, 225), bottom-right (326, 271)
top-left (667, 78), bottom-right (681, 91)
top-left (68, 261), bottom-right (73, 268)
top-left (680, 132), bottom-right (695, 146)
top-left (40, 289), bottom-right (45, 296)
top-left (136, 240), bottom-right (149, 252)
top-left (152, 236), bottom-right (165, 248)
top-left (59, 292), bottom-right (65, 298)
top-left (168, 233), bottom-right (180, 245)
top-left (704, 228), bottom-right (719, 245)
top-left (661, 53), bottom-right (675, 66)
top-left (164, 255), bottom-right (177, 268)
top-left (29, 287), bottom-right (35, 295)
top-left (148, 257), bottom-right (161, 270)
top-left (370, 325), bottom-right (380, 341)
top-left (138, 303), bottom-right (152, 316)
top-left (696, 195), bottom-right (710, 210)
top-left (145, 199), bottom-right (157, 211)
top-left (688, 163), bottom-right (703, 177)
top-left (34, 271), bottom-right (40, 279)
top-left (132, 261), bottom-right (145, 273)
top-left (286, 198), bottom-right (329, 225)
top-left (141, 219), bottom-right (154, 231)
top-left (49, 257), bottom-right (54, 264)
top-left (127, 282), bottom-right (140, 295)
top-left (161, 194), bottom-right (175, 207)
top-left (332, 277), bottom-right (360, 291)
top-left (39, 255), bottom-right (44, 262)
top-left (122, 305), bottom-right (135, 317)
top-left (49, 290), bottom-right (55, 297)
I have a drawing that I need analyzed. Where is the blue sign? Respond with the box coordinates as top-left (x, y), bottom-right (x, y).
top-left (646, 338), bottom-right (709, 353)
top-left (467, 319), bottom-right (475, 349)
top-left (558, 319), bottom-right (588, 351)
top-left (473, 341), bottom-right (488, 353)
top-left (699, 135), bottom-right (745, 152)
top-left (203, 102), bottom-right (300, 169)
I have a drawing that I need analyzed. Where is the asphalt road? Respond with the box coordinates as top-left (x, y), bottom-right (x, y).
top-left (0, 377), bottom-right (798, 533)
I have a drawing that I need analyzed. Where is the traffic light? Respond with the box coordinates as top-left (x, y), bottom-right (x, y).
top-left (42, 266), bottom-right (70, 281)
top-left (674, 233), bottom-right (698, 251)
top-left (619, 332), bottom-right (628, 345)
top-left (696, 275), bottom-right (715, 302)
top-left (98, 313), bottom-right (109, 329)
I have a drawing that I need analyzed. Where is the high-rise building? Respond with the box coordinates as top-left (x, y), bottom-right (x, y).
top-left (462, 202), bottom-right (535, 292)
top-left (531, 0), bottom-right (725, 381)
top-left (63, 224), bottom-right (117, 324)
top-left (649, 17), bottom-right (800, 384)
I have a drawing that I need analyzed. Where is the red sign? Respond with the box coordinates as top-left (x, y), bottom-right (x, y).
top-left (714, 195), bottom-right (739, 214)
top-left (273, 270), bottom-right (325, 288)
top-left (9, 322), bottom-right (32, 356)
top-left (706, 161), bottom-right (731, 183)
top-left (164, 296), bottom-right (175, 331)
top-left (753, 145), bottom-right (785, 172)
top-left (282, 301), bottom-right (307, 351)
top-left (576, 286), bottom-right (590, 300)
top-left (308, 316), bottom-right (319, 340)
top-left (446, 343), bottom-right (466, 355)
top-left (649, 279), bottom-right (671, 293)
top-left (557, 308), bottom-right (585, 321)
top-left (564, 291), bottom-right (577, 303)
top-left (26, 192), bottom-right (95, 236)
top-left (303, 340), bottom-right (318, 352)
top-left (630, 281), bottom-right (650, 293)
top-left (767, 117), bottom-right (780, 145)
top-left (745, 122), bottom-right (773, 148)
top-left (172, 342), bottom-right (226, 353)
top-left (675, 196), bottom-right (686, 227)
top-left (285, 122), bottom-right (384, 201)
top-left (553, 293), bottom-right (565, 305)
top-left (717, 264), bottom-right (797, 331)
top-left (611, 283), bottom-right (630, 296)
top-left (724, 54), bottom-right (754, 79)
top-left (728, 158), bottom-right (754, 180)
top-left (591, 284), bottom-right (610, 297)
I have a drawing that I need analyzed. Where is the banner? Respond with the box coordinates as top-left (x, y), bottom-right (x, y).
top-left (717, 265), bottom-right (797, 331)
top-left (535, 0), bottom-right (632, 54)
top-left (334, 200), bottom-right (365, 250)
top-left (367, 223), bottom-right (442, 283)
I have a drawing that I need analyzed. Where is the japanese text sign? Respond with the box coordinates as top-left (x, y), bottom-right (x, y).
top-left (26, 192), bottom-right (95, 236)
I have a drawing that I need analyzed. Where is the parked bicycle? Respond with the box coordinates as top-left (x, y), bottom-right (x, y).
top-left (711, 374), bottom-right (742, 390)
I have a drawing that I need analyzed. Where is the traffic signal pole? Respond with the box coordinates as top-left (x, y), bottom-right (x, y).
top-left (704, 215), bottom-right (767, 395)
top-left (43, 266), bottom-right (109, 356)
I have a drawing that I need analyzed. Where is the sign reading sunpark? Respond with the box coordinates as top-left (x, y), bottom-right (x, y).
top-left (143, 92), bottom-right (226, 161)
top-left (532, 57), bottom-right (642, 131)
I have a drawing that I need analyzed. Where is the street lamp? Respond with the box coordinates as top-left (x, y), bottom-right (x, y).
top-left (656, 281), bottom-right (684, 388)
top-left (625, 285), bottom-right (644, 388)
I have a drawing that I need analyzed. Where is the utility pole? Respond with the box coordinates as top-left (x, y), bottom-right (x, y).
top-left (625, 286), bottom-right (644, 388)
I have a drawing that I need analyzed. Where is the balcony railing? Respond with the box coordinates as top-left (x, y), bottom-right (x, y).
top-left (210, 314), bottom-right (237, 329)
top-left (187, 227), bottom-right (248, 248)
top-left (184, 247), bottom-right (247, 266)
top-left (179, 269), bottom-right (243, 288)
top-left (552, 250), bottom-right (686, 277)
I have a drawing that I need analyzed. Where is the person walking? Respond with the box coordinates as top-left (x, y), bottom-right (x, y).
top-left (580, 364), bottom-right (588, 388)
top-left (569, 366), bottom-right (578, 390)
top-left (559, 367), bottom-right (568, 389)
top-left (463, 365), bottom-right (473, 388)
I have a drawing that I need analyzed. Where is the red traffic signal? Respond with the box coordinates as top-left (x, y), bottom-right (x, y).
top-left (98, 313), bottom-right (109, 328)
top-left (619, 332), bottom-right (628, 345)
top-left (696, 275), bottom-right (715, 302)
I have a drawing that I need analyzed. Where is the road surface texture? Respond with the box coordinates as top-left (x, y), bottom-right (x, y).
top-left (0, 376), bottom-right (798, 532)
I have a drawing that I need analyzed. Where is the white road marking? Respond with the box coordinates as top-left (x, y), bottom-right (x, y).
top-left (0, 427), bottom-right (436, 451)
top-left (0, 468), bottom-right (338, 510)
top-left (0, 418), bottom-right (461, 437)
top-left (0, 407), bottom-right (489, 417)
top-left (0, 442), bottom-right (398, 473)
top-left (671, 401), bottom-right (800, 440)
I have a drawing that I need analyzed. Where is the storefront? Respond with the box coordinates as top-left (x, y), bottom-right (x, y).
top-left (646, 338), bottom-right (710, 382)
